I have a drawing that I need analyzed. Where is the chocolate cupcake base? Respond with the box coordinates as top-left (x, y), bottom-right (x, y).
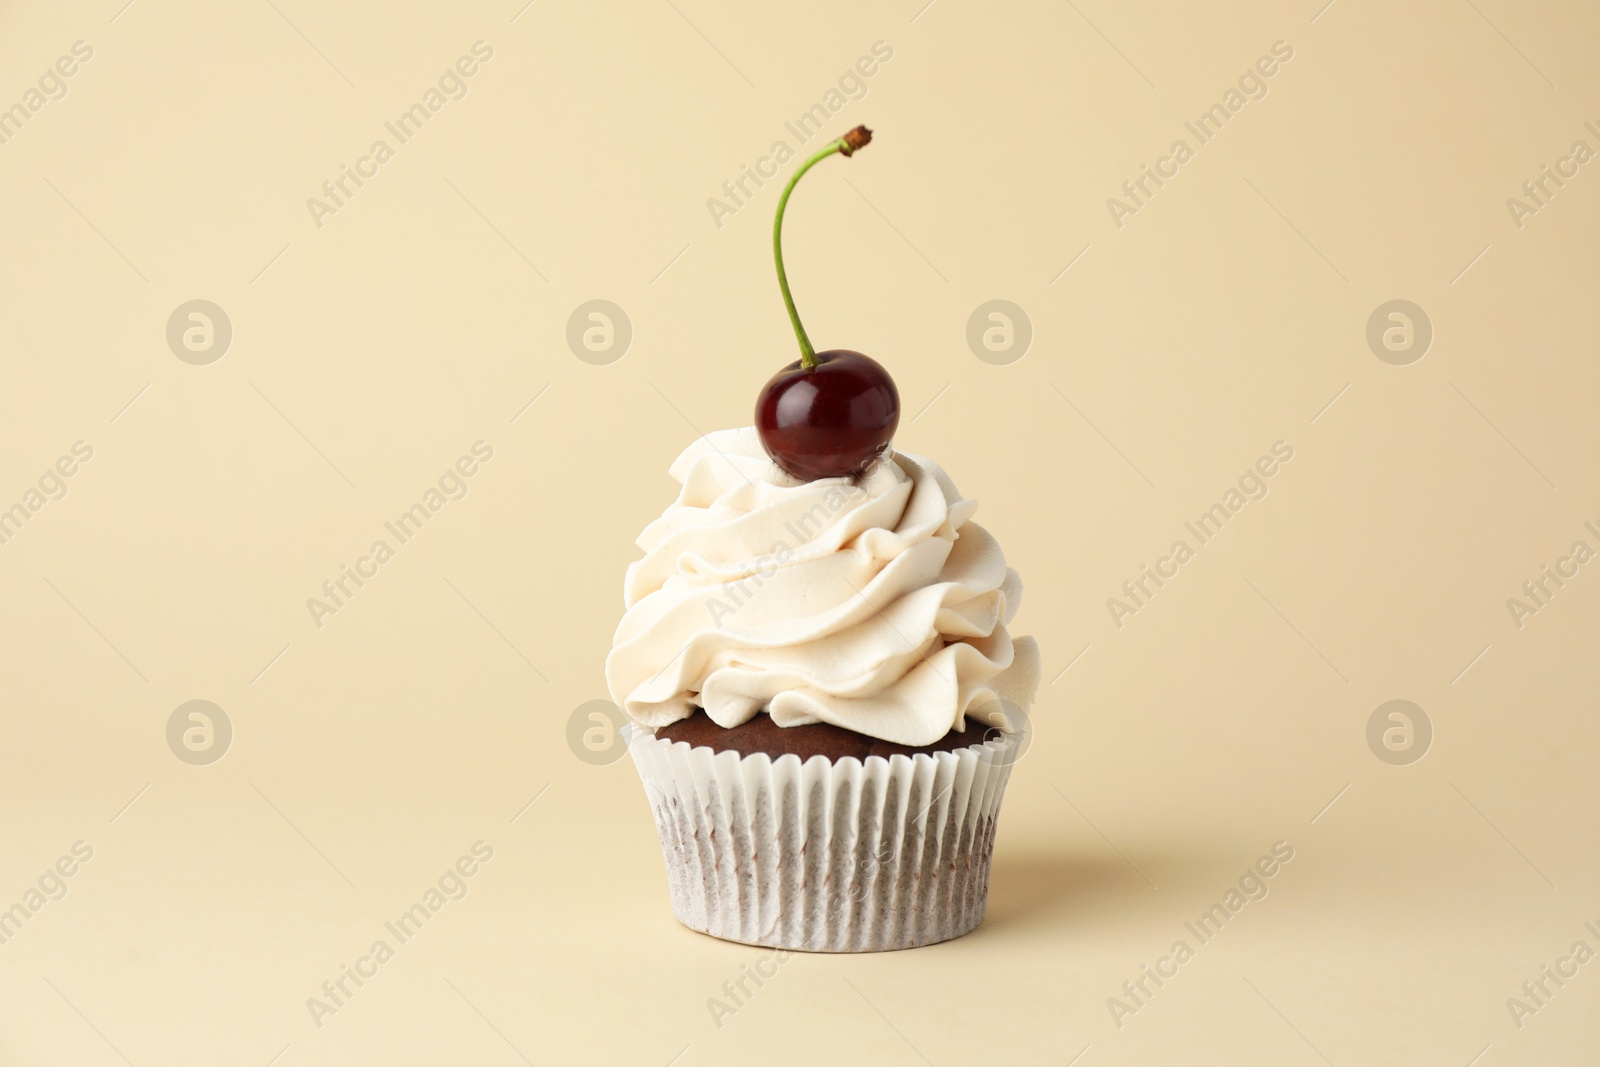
top-left (658, 709), bottom-right (994, 761)
top-left (628, 715), bottom-right (1018, 952)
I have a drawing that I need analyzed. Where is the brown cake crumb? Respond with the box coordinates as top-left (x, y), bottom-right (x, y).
top-left (657, 709), bottom-right (992, 761)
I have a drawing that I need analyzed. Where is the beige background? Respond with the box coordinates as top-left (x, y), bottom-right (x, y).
top-left (1, 0), bottom-right (1597, 1063)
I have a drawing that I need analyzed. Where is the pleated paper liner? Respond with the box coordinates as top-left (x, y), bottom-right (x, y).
top-left (628, 727), bottom-right (1019, 952)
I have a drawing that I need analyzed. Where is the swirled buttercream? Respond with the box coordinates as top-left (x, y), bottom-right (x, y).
top-left (605, 428), bottom-right (1039, 746)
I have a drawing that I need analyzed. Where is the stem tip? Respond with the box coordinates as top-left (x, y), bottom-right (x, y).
top-left (840, 125), bottom-right (873, 156)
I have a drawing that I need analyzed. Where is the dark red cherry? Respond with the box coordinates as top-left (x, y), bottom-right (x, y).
top-left (759, 126), bottom-right (894, 481)
top-left (756, 350), bottom-right (899, 481)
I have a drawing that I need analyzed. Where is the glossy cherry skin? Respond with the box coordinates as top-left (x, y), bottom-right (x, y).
top-left (756, 350), bottom-right (900, 481)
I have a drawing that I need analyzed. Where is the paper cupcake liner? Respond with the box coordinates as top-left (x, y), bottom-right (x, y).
top-left (627, 727), bottom-right (1018, 952)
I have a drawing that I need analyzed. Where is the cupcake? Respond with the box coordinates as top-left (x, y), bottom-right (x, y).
top-left (609, 429), bottom-right (1038, 951)
top-left (606, 125), bottom-right (1039, 951)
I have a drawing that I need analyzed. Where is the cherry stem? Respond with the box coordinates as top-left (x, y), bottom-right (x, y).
top-left (773, 126), bottom-right (872, 370)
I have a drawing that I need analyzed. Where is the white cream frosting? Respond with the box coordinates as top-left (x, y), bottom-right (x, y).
top-left (605, 428), bottom-right (1040, 747)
